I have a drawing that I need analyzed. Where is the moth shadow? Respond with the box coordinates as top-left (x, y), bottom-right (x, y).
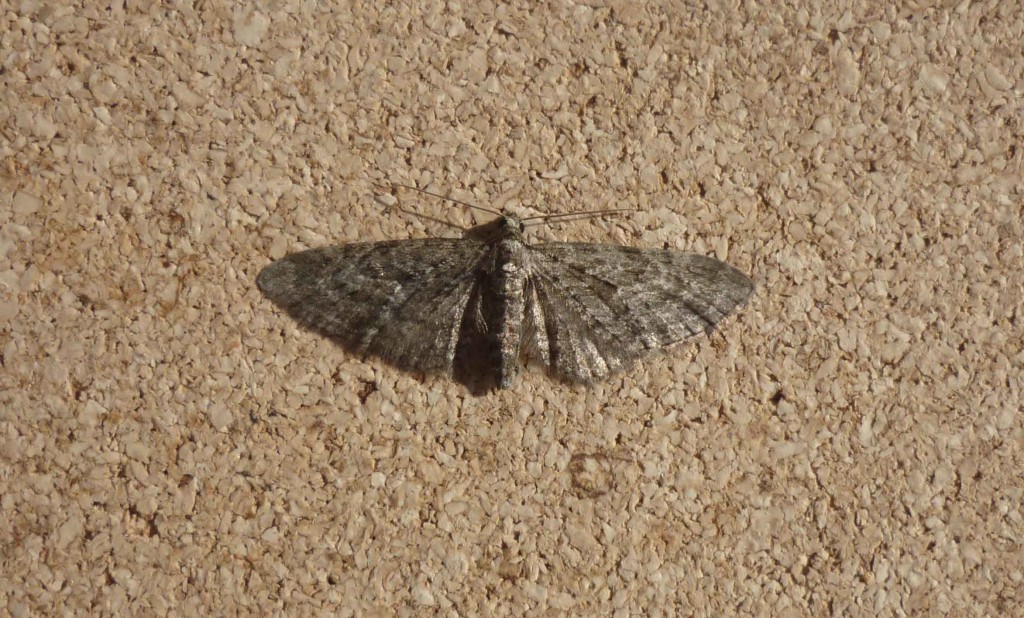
top-left (450, 327), bottom-right (499, 396)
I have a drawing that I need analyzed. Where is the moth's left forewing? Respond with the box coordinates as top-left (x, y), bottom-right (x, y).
top-left (520, 242), bottom-right (753, 383)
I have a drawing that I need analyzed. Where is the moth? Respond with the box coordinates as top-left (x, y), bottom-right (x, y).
top-left (257, 186), bottom-right (753, 389)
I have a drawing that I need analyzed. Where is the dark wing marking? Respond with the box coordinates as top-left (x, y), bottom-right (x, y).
top-left (257, 238), bottom-right (489, 375)
top-left (522, 243), bottom-right (753, 383)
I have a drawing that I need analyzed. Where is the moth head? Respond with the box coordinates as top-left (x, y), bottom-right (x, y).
top-left (500, 216), bottom-right (525, 236)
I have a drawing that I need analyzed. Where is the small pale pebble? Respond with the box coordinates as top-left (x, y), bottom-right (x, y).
top-left (859, 414), bottom-right (874, 445)
top-left (996, 406), bottom-right (1014, 430)
top-left (0, 302), bottom-right (18, 322)
top-left (772, 440), bottom-right (803, 459)
top-left (880, 341), bottom-right (909, 363)
top-left (376, 193), bottom-right (398, 207)
top-left (124, 440), bottom-right (152, 461)
top-left (836, 49), bottom-right (861, 96)
top-left (56, 517), bottom-right (83, 550)
top-left (269, 235), bottom-right (290, 260)
top-left (93, 106), bottom-right (113, 125)
top-left (80, 400), bottom-right (106, 426)
top-left (813, 115), bottom-right (833, 135)
top-left (172, 82), bottom-right (204, 109)
top-left (13, 191), bottom-right (42, 215)
top-left (33, 114), bottom-right (57, 139)
top-left (0, 270), bottom-right (18, 290)
top-left (918, 64), bottom-right (948, 96)
top-left (412, 585), bottom-right (435, 606)
top-left (983, 65), bottom-right (1012, 91)
top-left (234, 12), bottom-right (270, 46)
top-left (89, 77), bottom-right (119, 104)
top-left (208, 402), bottom-right (232, 430)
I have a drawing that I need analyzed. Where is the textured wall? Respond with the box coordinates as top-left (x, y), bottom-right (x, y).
top-left (2, 0), bottom-right (1022, 615)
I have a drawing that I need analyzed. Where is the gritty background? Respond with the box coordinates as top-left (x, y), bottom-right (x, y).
top-left (2, 0), bottom-right (1023, 615)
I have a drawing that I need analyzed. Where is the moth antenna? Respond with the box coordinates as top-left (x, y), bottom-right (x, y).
top-left (521, 208), bottom-right (635, 227)
top-left (371, 184), bottom-right (464, 231)
top-left (381, 182), bottom-right (503, 217)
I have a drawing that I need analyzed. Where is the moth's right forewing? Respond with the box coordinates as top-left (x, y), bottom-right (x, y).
top-left (258, 238), bottom-right (489, 375)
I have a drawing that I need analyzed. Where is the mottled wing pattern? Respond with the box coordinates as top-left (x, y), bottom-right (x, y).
top-left (257, 239), bottom-right (488, 375)
top-left (522, 243), bottom-right (754, 383)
